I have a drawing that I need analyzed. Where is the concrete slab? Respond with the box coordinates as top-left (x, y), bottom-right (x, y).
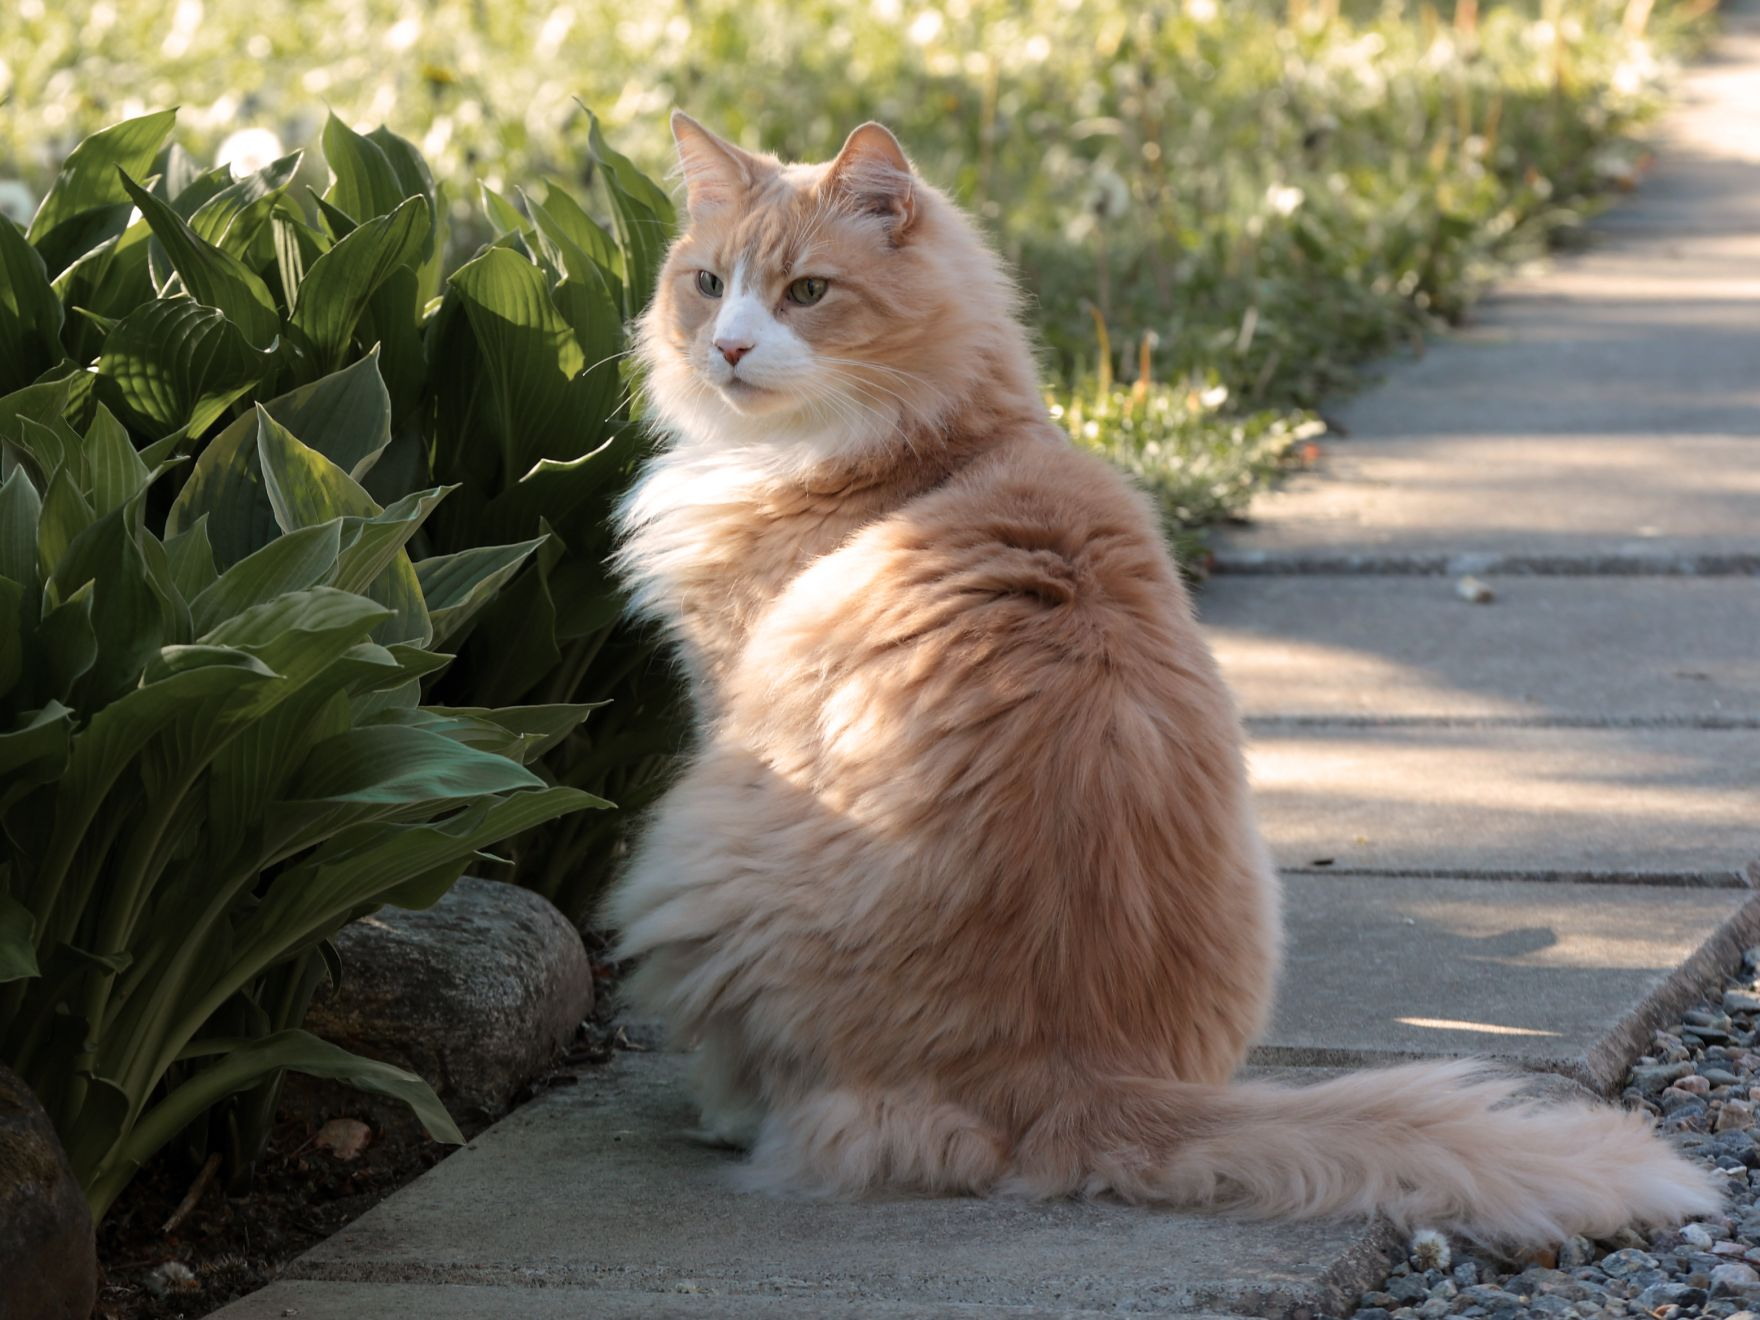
top-left (1200, 576), bottom-right (1760, 720)
top-left (243, 1052), bottom-right (1398, 1320)
top-left (214, 1279), bottom-right (1231, 1318)
top-left (1261, 873), bottom-right (1760, 1092)
top-left (1247, 725), bottom-right (1760, 881)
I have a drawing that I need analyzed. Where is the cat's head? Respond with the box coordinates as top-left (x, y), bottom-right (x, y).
top-left (638, 113), bottom-right (1029, 464)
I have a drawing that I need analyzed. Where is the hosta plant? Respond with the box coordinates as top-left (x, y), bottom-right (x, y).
top-left (0, 357), bottom-right (602, 1218)
top-left (9, 106), bottom-right (686, 933)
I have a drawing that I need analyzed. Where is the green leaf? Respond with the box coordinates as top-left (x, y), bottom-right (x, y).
top-left (53, 502), bottom-right (169, 704)
top-left (96, 298), bottom-right (276, 440)
top-left (479, 182), bottom-right (529, 237)
top-left (27, 110), bottom-right (178, 277)
top-left (92, 1029), bottom-right (462, 1220)
top-left (37, 465), bottom-right (96, 572)
top-left (188, 520), bottom-right (343, 634)
top-left (0, 465), bottom-right (43, 588)
top-left (118, 172), bottom-right (282, 350)
top-left (254, 411), bottom-right (431, 645)
top-left (287, 725), bottom-right (545, 802)
top-left (291, 196), bottom-right (430, 372)
top-left (162, 516), bottom-right (218, 601)
top-left (188, 151), bottom-right (304, 257)
top-left (586, 110), bottom-right (676, 318)
top-left (0, 216), bottom-right (66, 394)
top-left (84, 405), bottom-right (150, 517)
top-left (446, 247), bottom-right (586, 477)
top-left (50, 220), bottom-right (154, 364)
top-left (416, 537), bottom-right (545, 646)
top-left (166, 355), bottom-right (394, 567)
top-left (321, 115), bottom-right (409, 223)
top-left (0, 891), bottom-right (39, 984)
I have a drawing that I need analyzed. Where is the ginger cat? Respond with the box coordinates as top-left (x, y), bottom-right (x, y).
top-left (605, 112), bottom-right (1718, 1242)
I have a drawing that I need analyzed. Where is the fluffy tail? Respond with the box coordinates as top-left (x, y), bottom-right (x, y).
top-left (1019, 1059), bottom-right (1721, 1243)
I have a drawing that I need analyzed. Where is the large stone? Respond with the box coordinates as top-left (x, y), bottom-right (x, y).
top-left (1245, 725), bottom-right (1760, 881)
top-left (0, 1065), bottom-right (95, 1320)
top-left (216, 1050), bottom-right (1398, 1319)
top-left (1261, 873), bottom-right (1760, 1092)
top-left (297, 878), bottom-right (593, 1124)
top-left (1200, 576), bottom-right (1760, 721)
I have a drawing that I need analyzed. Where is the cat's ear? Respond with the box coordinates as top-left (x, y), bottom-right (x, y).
top-left (826, 122), bottom-right (916, 236)
top-left (671, 111), bottom-right (764, 217)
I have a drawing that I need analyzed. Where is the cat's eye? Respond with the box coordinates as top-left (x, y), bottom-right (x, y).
top-left (696, 270), bottom-right (724, 298)
top-left (787, 276), bottom-right (828, 306)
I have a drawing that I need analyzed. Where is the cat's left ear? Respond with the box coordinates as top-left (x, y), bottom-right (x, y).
top-left (826, 122), bottom-right (916, 237)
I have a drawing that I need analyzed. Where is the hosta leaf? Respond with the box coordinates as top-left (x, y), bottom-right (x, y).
top-left (479, 183), bottom-right (528, 238)
top-left (84, 405), bottom-right (150, 517)
top-left (32, 586), bottom-right (98, 702)
top-left (332, 487), bottom-right (451, 598)
top-left (53, 502), bottom-right (169, 705)
top-left (27, 109), bottom-right (178, 277)
top-left (167, 355), bottom-right (394, 567)
top-left (530, 182), bottom-right (622, 293)
top-left (254, 412), bottom-right (431, 645)
top-left (446, 246), bottom-right (585, 476)
top-left (287, 724), bottom-right (544, 802)
top-left (119, 173), bottom-right (282, 350)
top-left (0, 701), bottom-right (74, 781)
top-left (416, 702), bottom-right (602, 763)
top-left (189, 520), bottom-right (343, 634)
top-left (0, 465), bottom-right (43, 588)
top-left (37, 466), bottom-right (96, 573)
top-left (586, 110), bottom-right (675, 317)
top-left (101, 1029), bottom-right (461, 1219)
top-left (96, 298), bottom-right (275, 440)
top-left (0, 891), bottom-right (41, 984)
top-left (291, 196), bottom-right (430, 373)
top-left (50, 220), bottom-right (154, 364)
top-left (415, 536), bottom-right (545, 647)
top-left (0, 217), bottom-right (66, 395)
top-left (189, 152), bottom-right (304, 257)
top-left (321, 114), bottom-right (409, 224)
top-left (143, 644), bottom-right (280, 683)
top-left (162, 516), bottom-right (218, 601)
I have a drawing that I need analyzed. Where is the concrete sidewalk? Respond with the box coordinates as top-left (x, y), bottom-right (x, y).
top-left (216, 12), bottom-right (1760, 1319)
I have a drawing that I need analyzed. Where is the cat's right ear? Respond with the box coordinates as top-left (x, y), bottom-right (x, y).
top-left (671, 111), bottom-right (761, 218)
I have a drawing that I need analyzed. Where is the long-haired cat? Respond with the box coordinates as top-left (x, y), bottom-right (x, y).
top-left (605, 111), bottom-right (1718, 1242)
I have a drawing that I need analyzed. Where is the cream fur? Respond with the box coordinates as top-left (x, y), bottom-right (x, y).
top-left (605, 113), bottom-right (1721, 1244)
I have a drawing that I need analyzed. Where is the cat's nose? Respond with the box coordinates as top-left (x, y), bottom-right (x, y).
top-left (715, 338), bottom-right (753, 367)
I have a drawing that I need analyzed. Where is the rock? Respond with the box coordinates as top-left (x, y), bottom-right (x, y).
top-left (1676, 1074), bottom-right (1713, 1096)
top-left (294, 878), bottom-right (593, 1125)
top-left (0, 1065), bottom-right (94, 1320)
top-left (313, 1117), bottom-right (373, 1160)
top-left (1722, 1101), bottom-right (1758, 1133)
top-left (1599, 1247), bottom-right (1657, 1277)
top-left (1713, 1261), bottom-right (1760, 1296)
top-left (1558, 1234), bottom-right (1595, 1266)
top-left (1727, 991), bottom-right (1760, 1015)
top-left (1683, 1223), bottom-right (1718, 1249)
top-left (1387, 1273), bottom-right (1430, 1304)
top-left (1633, 1061), bottom-right (1698, 1093)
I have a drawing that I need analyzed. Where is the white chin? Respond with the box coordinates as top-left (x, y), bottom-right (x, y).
top-left (715, 378), bottom-right (794, 416)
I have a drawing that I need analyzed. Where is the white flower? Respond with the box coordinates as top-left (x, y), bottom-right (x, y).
top-left (216, 127), bottom-right (284, 179)
top-left (908, 10), bottom-right (943, 44)
top-left (0, 181), bottom-right (36, 226)
top-left (1265, 184), bottom-right (1305, 216)
top-left (1186, 0), bottom-right (1218, 20)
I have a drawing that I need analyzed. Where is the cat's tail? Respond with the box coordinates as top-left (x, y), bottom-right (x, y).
top-left (1017, 1058), bottom-right (1721, 1243)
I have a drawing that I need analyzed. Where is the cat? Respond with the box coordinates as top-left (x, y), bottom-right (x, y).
top-left (604, 111), bottom-right (1720, 1243)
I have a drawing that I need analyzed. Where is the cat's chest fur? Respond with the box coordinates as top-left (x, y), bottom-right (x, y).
top-left (618, 444), bottom-right (894, 707)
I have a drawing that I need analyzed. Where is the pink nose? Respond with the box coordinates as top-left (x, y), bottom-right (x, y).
top-left (716, 339), bottom-right (753, 367)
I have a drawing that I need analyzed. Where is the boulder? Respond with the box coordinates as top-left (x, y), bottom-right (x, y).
top-left (0, 1064), bottom-right (95, 1320)
top-left (293, 878), bottom-right (593, 1127)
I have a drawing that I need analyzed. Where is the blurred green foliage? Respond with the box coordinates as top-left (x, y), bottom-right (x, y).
top-left (0, 0), bottom-right (1703, 530)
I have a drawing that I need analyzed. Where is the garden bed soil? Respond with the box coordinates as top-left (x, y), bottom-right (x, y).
top-left (93, 955), bottom-right (625, 1320)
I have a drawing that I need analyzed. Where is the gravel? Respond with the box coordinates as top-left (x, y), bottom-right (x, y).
top-left (1348, 946), bottom-right (1760, 1320)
